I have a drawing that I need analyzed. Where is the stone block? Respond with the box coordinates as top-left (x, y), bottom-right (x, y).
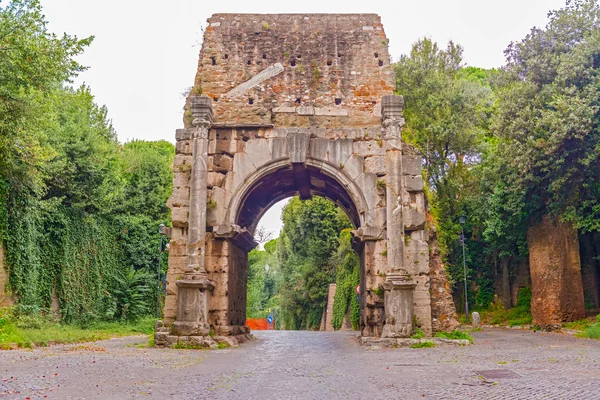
top-left (165, 335), bottom-right (179, 347)
top-left (270, 137), bottom-right (288, 159)
top-left (245, 138), bottom-right (272, 169)
top-left (169, 187), bottom-right (190, 208)
top-left (173, 172), bottom-right (189, 189)
top-left (309, 138), bottom-right (330, 161)
top-left (404, 239), bottom-right (430, 275)
top-left (402, 155), bottom-right (421, 176)
top-left (353, 140), bottom-right (388, 157)
top-left (287, 131), bottom-right (311, 163)
top-left (209, 154), bottom-right (234, 172)
top-left (404, 208), bottom-right (426, 231)
top-left (207, 172), bottom-right (226, 188)
top-left (354, 172), bottom-right (379, 225)
top-left (176, 129), bottom-right (192, 141)
top-left (273, 106), bottom-right (296, 113)
top-left (314, 107), bottom-right (349, 116)
top-left (328, 139), bottom-right (354, 168)
top-left (216, 138), bottom-right (237, 154)
top-left (296, 106), bottom-right (315, 116)
top-left (364, 155), bottom-right (386, 176)
top-left (173, 155), bottom-right (192, 171)
top-left (232, 153), bottom-right (257, 189)
top-left (404, 175), bottom-right (424, 192)
top-left (342, 154), bottom-right (364, 181)
top-left (410, 229), bottom-right (430, 242)
top-left (171, 207), bottom-right (189, 227)
top-left (208, 187), bottom-right (227, 226)
top-left (176, 140), bottom-right (192, 155)
top-left (471, 312), bottom-right (481, 328)
top-left (168, 241), bottom-right (187, 257)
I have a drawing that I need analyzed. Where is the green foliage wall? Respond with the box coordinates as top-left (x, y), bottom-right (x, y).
top-left (330, 229), bottom-right (360, 330)
top-left (0, 1), bottom-right (175, 323)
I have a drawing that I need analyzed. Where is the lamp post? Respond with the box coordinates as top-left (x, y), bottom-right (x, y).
top-left (157, 223), bottom-right (166, 319)
top-left (458, 214), bottom-right (469, 324)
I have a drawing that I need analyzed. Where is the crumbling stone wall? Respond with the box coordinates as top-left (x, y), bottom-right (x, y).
top-left (428, 230), bottom-right (460, 333)
top-left (192, 14), bottom-right (393, 129)
top-left (528, 215), bottom-right (585, 328)
top-left (163, 13), bottom-right (454, 341)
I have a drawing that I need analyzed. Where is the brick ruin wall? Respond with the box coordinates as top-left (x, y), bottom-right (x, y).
top-left (164, 13), bottom-right (457, 336)
top-left (189, 13), bottom-right (394, 129)
top-left (528, 215), bottom-right (585, 327)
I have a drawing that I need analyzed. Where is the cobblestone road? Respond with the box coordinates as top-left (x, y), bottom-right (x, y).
top-left (1, 328), bottom-right (599, 399)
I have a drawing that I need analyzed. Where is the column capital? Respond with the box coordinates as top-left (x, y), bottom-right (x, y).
top-left (190, 96), bottom-right (213, 126)
top-left (381, 95), bottom-right (404, 121)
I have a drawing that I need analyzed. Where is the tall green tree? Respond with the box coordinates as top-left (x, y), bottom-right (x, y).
top-left (0, 0), bottom-right (91, 196)
top-left (277, 197), bottom-right (351, 330)
top-left (492, 0), bottom-right (600, 233)
top-left (394, 38), bottom-right (495, 290)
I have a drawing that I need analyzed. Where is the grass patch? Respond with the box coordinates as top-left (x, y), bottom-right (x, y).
top-left (475, 288), bottom-right (533, 327)
top-left (0, 308), bottom-right (155, 349)
top-left (410, 341), bottom-right (435, 348)
top-left (218, 342), bottom-right (230, 349)
top-left (563, 318), bottom-right (593, 331)
top-left (578, 316), bottom-right (600, 339)
top-left (410, 328), bottom-right (424, 339)
top-left (435, 329), bottom-right (474, 343)
top-left (584, 324), bottom-right (600, 339)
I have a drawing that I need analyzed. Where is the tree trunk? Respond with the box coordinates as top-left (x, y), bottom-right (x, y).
top-left (592, 233), bottom-right (600, 309)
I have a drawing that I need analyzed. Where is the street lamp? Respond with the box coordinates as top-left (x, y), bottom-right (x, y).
top-left (157, 223), bottom-right (167, 319)
top-left (458, 214), bottom-right (469, 324)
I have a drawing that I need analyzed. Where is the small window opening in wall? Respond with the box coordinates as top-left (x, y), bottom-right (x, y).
top-left (211, 56), bottom-right (216, 65)
top-left (263, 53), bottom-right (267, 59)
top-left (372, 101), bottom-right (377, 105)
top-left (224, 54), bottom-right (229, 59)
top-left (327, 60), bottom-right (332, 66)
top-left (249, 98), bottom-right (254, 105)
top-left (338, 52), bottom-right (342, 58)
top-left (374, 52), bottom-right (379, 58)
top-left (335, 97), bottom-right (342, 105)
top-left (290, 59), bottom-right (296, 66)
top-left (295, 98), bottom-right (301, 104)
top-left (214, 97), bottom-right (219, 102)
top-left (378, 59), bottom-right (383, 66)
top-left (297, 55), bottom-right (302, 59)
top-left (247, 59), bottom-right (252, 66)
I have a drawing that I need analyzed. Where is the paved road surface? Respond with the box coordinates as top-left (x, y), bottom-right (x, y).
top-left (1, 329), bottom-right (600, 399)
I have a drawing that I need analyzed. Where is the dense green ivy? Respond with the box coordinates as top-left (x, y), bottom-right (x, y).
top-left (0, 0), bottom-right (174, 323)
top-left (331, 229), bottom-right (360, 330)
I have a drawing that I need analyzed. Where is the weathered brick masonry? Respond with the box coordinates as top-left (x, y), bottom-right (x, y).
top-left (157, 14), bottom-right (457, 347)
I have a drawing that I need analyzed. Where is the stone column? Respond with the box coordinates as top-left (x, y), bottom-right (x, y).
top-left (380, 95), bottom-right (416, 338)
top-left (172, 96), bottom-right (214, 337)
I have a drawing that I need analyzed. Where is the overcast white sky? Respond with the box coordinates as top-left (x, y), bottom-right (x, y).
top-left (42, 0), bottom-right (567, 237)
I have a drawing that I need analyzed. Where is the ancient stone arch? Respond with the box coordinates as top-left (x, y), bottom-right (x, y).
top-left (155, 14), bottom-right (455, 347)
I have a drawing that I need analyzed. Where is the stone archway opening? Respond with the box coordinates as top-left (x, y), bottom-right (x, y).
top-left (215, 161), bottom-right (367, 336)
top-left (245, 193), bottom-right (362, 332)
top-left (229, 162), bottom-right (366, 332)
